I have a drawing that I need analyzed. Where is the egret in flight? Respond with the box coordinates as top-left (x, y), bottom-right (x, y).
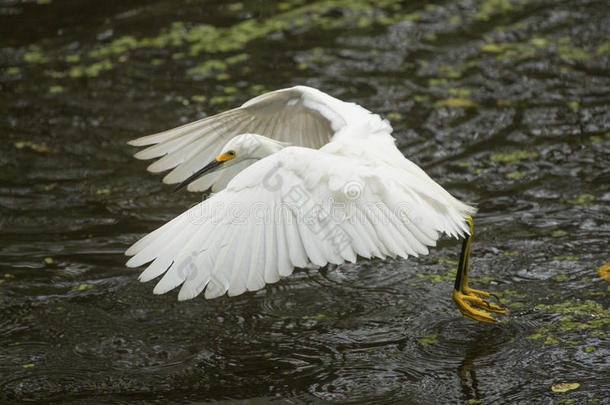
top-left (126, 86), bottom-right (506, 324)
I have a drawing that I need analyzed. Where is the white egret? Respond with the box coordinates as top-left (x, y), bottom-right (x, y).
top-left (126, 85), bottom-right (506, 324)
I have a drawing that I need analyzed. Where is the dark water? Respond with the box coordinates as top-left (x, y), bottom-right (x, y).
top-left (1, 0), bottom-right (609, 403)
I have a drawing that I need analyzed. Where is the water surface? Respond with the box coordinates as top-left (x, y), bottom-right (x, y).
top-left (1, 0), bottom-right (609, 403)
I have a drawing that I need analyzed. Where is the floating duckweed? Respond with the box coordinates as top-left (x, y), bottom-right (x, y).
top-left (585, 346), bottom-right (595, 353)
top-left (506, 171), bottom-right (524, 179)
top-left (557, 45), bottom-right (591, 61)
top-left (551, 382), bottom-right (580, 393)
top-left (22, 363), bottom-right (35, 368)
top-left (65, 54), bottom-right (80, 63)
top-left (49, 85), bottom-right (64, 94)
top-left (44, 257), bottom-right (53, 264)
top-left (597, 41), bottom-right (610, 55)
top-left (428, 78), bottom-right (448, 87)
top-left (503, 251), bottom-right (518, 256)
top-left (458, 162), bottom-right (472, 167)
top-left (480, 42), bottom-right (536, 60)
top-left (72, 283), bottom-right (94, 291)
top-left (6, 67), bottom-right (20, 75)
top-left (551, 230), bottom-right (567, 237)
top-left (386, 112), bottom-right (403, 120)
top-left (187, 59), bottom-right (227, 77)
top-left (24, 52), bottom-right (47, 64)
top-left (14, 141), bottom-right (52, 152)
top-left (228, 2), bottom-right (244, 12)
top-left (434, 98), bottom-right (477, 108)
top-left (151, 59), bottom-right (164, 66)
top-left (302, 314), bottom-right (326, 321)
top-left (530, 37), bottom-right (547, 48)
top-left (414, 95), bottom-right (430, 103)
top-left (473, 0), bottom-right (515, 21)
top-left (567, 101), bottom-right (579, 110)
top-left (468, 399), bottom-right (482, 405)
top-left (448, 88), bottom-right (471, 98)
top-left (438, 256), bottom-right (459, 266)
top-left (552, 274), bottom-right (568, 281)
top-left (216, 73), bottom-right (230, 81)
top-left (480, 43), bottom-right (505, 53)
top-left (69, 59), bottom-right (114, 78)
top-left (490, 150), bottom-right (538, 163)
top-left (417, 333), bottom-right (438, 346)
top-left (191, 95), bottom-right (207, 103)
top-left (437, 65), bottom-right (461, 78)
top-left (96, 188), bottom-right (110, 195)
top-left (448, 16), bottom-right (462, 24)
top-left (565, 194), bottom-right (595, 205)
top-left (544, 336), bottom-right (558, 344)
top-left (403, 12), bottom-right (419, 22)
top-left (209, 95), bottom-right (235, 105)
top-left (552, 255), bottom-right (579, 261)
top-left (470, 276), bottom-right (495, 284)
top-left (226, 53), bottom-right (248, 64)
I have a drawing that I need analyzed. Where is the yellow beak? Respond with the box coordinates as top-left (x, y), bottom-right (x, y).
top-left (216, 152), bottom-right (235, 162)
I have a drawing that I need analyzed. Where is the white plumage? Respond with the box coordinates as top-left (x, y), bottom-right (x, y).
top-left (126, 85), bottom-right (475, 302)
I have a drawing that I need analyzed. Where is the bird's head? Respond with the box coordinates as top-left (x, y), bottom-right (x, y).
top-left (174, 133), bottom-right (287, 191)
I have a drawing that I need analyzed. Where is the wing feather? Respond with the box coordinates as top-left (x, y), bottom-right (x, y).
top-left (128, 86), bottom-right (348, 192)
top-left (127, 146), bottom-right (475, 300)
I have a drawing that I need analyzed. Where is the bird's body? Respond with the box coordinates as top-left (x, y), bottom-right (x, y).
top-left (126, 85), bottom-right (505, 323)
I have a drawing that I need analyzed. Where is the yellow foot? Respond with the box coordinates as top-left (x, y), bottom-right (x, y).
top-left (453, 289), bottom-right (507, 324)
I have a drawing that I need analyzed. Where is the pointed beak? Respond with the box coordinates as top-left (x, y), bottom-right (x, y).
top-left (173, 159), bottom-right (224, 192)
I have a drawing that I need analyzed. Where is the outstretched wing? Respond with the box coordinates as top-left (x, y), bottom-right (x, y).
top-left (125, 146), bottom-right (475, 301)
top-left (128, 86), bottom-right (352, 191)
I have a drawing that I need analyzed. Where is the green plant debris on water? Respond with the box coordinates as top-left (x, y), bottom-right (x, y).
top-left (448, 88), bottom-right (471, 98)
top-left (434, 98), bottom-right (477, 108)
top-left (506, 171), bottom-right (524, 179)
top-left (96, 188), bottom-right (110, 196)
top-left (14, 141), bottom-right (52, 153)
top-left (437, 65), bottom-right (461, 78)
top-left (386, 112), bottom-right (403, 120)
top-left (564, 194), bottom-right (595, 205)
top-left (191, 95), bottom-right (207, 103)
top-left (417, 333), bottom-right (438, 346)
top-left (490, 150), bottom-right (538, 163)
top-left (302, 314), bottom-right (326, 321)
top-left (22, 363), bottom-right (35, 368)
top-left (44, 257), bottom-right (54, 264)
top-left (551, 230), bottom-right (567, 237)
top-left (528, 299), bottom-right (610, 344)
top-left (552, 255), bottom-right (579, 261)
top-left (49, 85), bottom-right (64, 94)
top-left (72, 283), bottom-right (94, 291)
top-left (20, 0), bottom-right (468, 79)
top-left (6, 67), bottom-right (20, 75)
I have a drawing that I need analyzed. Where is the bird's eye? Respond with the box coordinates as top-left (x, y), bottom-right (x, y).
top-left (227, 150), bottom-right (236, 156)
